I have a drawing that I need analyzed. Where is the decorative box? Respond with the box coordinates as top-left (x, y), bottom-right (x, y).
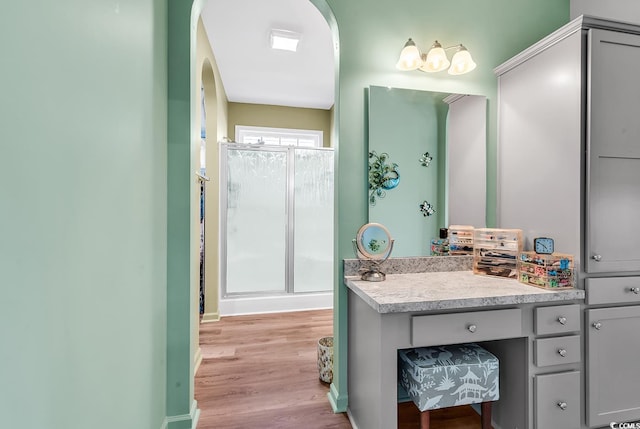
top-left (473, 228), bottom-right (523, 278)
top-left (518, 251), bottom-right (574, 289)
top-left (448, 225), bottom-right (474, 256)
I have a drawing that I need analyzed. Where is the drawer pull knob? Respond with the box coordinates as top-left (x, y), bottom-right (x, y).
top-left (557, 316), bottom-right (567, 325)
top-left (630, 287), bottom-right (640, 294)
top-left (593, 321), bottom-right (602, 330)
top-left (592, 254), bottom-right (602, 262)
top-left (557, 401), bottom-right (568, 410)
top-left (467, 324), bottom-right (477, 333)
top-left (558, 348), bottom-right (567, 357)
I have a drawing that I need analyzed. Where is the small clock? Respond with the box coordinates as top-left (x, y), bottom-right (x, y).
top-left (534, 237), bottom-right (554, 255)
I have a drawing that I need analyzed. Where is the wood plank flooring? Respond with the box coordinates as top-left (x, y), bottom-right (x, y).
top-left (195, 309), bottom-right (485, 429)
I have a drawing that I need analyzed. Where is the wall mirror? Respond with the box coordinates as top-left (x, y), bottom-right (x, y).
top-left (367, 85), bottom-right (487, 257)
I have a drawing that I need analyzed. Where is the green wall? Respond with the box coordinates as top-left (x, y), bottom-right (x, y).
top-left (167, 0), bottom-right (199, 426)
top-left (228, 102), bottom-right (333, 147)
top-left (0, 1), bottom-right (168, 428)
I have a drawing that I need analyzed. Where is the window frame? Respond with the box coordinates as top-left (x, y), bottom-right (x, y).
top-left (235, 125), bottom-right (323, 148)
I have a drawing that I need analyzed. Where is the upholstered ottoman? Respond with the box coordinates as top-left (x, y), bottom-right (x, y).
top-left (398, 343), bottom-right (499, 429)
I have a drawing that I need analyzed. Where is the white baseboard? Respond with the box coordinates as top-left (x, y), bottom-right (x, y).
top-left (200, 311), bottom-right (220, 323)
top-left (346, 408), bottom-right (359, 429)
top-left (162, 400), bottom-right (200, 429)
top-left (194, 346), bottom-right (203, 375)
top-left (220, 292), bottom-right (332, 316)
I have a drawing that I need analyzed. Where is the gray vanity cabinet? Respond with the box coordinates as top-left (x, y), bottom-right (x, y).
top-left (586, 305), bottom-right (640, 427)
top-left (586, 29), bottom-right (640, 274)
top-left (496, 15), bottom-right (640, 429)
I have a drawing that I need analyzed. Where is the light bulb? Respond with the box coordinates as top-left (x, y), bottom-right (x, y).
top-left (420, 41), bottom-right (450, 73)
top-left (448, 46), bottom-right (476, 75)
top-left (396, 38), bottom-right (423, 71)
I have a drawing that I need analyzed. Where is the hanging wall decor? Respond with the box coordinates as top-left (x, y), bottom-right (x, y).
top-left (419, 200), bottom-right (436, 217)
top-left (368, 151), bottom-right (400, 205)
top-left (419, 151), bottom-right (433, 167)
top-left (417, 151), bottom-right (435, 216)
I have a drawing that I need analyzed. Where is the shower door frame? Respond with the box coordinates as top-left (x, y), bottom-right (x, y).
top-left (220, 143), bottom-right (334, 298)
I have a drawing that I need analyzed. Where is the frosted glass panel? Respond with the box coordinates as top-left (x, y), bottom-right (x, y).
top-left (294, 149), bottom-right (334, 292)
top-left (225, 148), bottom-right (287, 294)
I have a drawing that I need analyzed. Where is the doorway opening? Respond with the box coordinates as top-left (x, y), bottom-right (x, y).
top-left (198, 0), bottom-right (336, 317)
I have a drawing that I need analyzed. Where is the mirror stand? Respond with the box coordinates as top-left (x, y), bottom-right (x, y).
top-left (353, 241), bottom-right (395, 281)
top-left (352, 223), bottom-right (395, 281)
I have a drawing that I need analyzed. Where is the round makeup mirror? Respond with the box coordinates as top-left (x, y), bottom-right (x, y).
top-left (353, 223), bottom-right (394, 281)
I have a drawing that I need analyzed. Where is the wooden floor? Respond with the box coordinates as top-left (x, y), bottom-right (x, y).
top-left (195, 309), bottom-right (485, 429)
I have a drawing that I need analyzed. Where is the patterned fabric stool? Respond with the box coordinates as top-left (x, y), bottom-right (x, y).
top-left (398, 343), bottom-right (499, 429)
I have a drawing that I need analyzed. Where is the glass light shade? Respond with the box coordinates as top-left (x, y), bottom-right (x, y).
top-left (270, 29), bottom-right (301, 52)
top-left (448, 46), bottom-right (477, 75)
top-left (420, 41), bottom-right (450, 72)
top-left (396, 38), bottom-right (423, 71)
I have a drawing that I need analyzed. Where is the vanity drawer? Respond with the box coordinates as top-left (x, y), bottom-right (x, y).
top-left (534, 335), bottom-right (581, 367)
top-left (411, 308), bottom-right (522, 347)
top-left (534, 304), bottom-right (580, 335)
top-left (534, 371), bottom-right (580, 429)
top-left (586, 277), bottom-right (640, 305)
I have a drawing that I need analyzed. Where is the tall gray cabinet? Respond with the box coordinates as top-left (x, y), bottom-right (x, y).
top-left (496, 16), bottom-right (640, 429)
top-left (587, 29), bottom-right (640, 274)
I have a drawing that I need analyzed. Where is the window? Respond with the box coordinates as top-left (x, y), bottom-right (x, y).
top-left (235, 125), bottom-right (323, 148)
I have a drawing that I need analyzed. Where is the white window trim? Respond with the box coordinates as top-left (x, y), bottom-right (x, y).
top-left (235, 125), bottom-right (323, 148)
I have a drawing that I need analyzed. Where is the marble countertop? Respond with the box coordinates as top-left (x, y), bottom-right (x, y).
top-left (345, 271), bottom-right (585, 314)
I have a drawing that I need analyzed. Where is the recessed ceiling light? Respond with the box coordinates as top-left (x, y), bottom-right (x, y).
top-left (270, 29), bottom-right (301, 52)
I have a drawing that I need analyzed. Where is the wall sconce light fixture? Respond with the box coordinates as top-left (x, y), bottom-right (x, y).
top-left (396, 38), bottom-right (477, 75)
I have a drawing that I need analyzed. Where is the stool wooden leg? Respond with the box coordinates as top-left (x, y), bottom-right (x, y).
top-left (481, 402), bottom-right (492, 429)
top-left (419, 409), bottom-right (430, 429)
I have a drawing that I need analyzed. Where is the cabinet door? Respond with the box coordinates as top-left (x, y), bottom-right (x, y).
top-left (587, 29), bottom-right (640, 273)
top-left (586, 306), bottom-right (640, 427)
top-left (534, 371), bottom-right (581, 429)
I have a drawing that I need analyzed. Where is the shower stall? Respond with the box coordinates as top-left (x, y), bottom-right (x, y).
top-left (220, 143), bottom-right (334, 315)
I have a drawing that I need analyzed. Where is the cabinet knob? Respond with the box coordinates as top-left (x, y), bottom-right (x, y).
top-left (467, 324), bottom-right (477, 333)
top-left (557, 316), bottom-right (567, 325)
top-left (630, 287), bottom-right (640, 294)
top-left (558, 348), bottom-right (567, 357)
top-left (557, 401), bottom-right (568, 411)
top-left (592, 254), bottom-right (602, 262)
top-left (593, 321), bottom-right (602, 330)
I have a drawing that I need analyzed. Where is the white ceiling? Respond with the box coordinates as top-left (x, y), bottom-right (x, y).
top-left (200, 0), bottom-right (335, 110)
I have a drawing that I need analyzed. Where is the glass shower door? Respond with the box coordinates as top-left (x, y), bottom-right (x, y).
top-left (223, 146), bottom-right (288, 295)
top-left (293, 148), bottom-right (334, 293)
